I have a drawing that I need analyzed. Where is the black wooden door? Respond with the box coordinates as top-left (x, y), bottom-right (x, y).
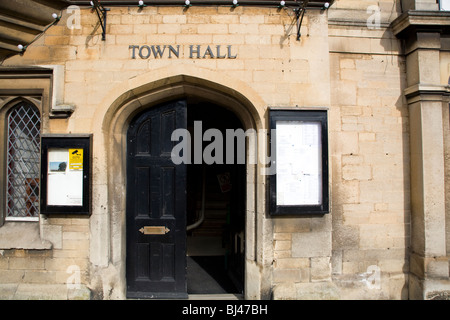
top-left (126, 100), bottom-right (187, 299)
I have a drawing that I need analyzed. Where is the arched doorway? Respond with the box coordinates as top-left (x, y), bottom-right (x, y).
top-left (95, 70), bottom-right (268, 300)
top-left (125, 97), bottom-right (246, 299)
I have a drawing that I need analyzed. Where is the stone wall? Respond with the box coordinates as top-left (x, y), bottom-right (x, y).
top-left (0, 217), bottom-right (90, 299)
top-left (272, 1), bottom-right (410, 299)
top-left (0, 0), bottom-right (441, 299)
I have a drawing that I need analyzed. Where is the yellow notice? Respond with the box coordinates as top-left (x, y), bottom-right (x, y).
top-left (69, 149), bottom-right (83, 170)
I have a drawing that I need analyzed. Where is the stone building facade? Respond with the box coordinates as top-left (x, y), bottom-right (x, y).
top-left (0, 0), bottom-right (449, 300)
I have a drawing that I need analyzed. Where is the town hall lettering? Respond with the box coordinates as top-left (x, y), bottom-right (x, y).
top-left (129, 45), bottom-right (237, 59)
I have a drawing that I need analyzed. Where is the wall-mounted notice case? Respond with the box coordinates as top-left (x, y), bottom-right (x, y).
top-left (40, 134), bottom-right (92, 215)
top-left (269, 109), bottom-right (329, 216)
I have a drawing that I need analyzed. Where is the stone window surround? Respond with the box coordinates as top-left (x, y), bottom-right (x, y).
top-left (0, 65), bottom-right (70, 250)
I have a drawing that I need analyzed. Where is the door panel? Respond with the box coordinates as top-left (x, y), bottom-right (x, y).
top-left (136, 120), bottom-right (151, 154)
top-left (126, 100), bottom-right (187, 299)
top-left (136, 167), bottom-right (150, 218)
top-left (161, 110), bottom-right (176, 154)
top-left (161, 167), bottom-right (175, 218)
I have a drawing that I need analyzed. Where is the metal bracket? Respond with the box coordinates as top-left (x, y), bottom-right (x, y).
top-left (294, 0), bottom-right (309, 41)
top-left (91, 0), bottom-right (109, 41)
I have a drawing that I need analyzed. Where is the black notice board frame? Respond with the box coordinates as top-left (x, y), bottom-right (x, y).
top-left (40, 134), bottom-right (92, 216)
top-left (269, 109), bottom-right (329, 216)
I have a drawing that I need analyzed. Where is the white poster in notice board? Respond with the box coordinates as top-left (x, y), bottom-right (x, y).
top-left (440, 0), bottom-right (450, 10)
top-left (47, 148), bottom-right (83, 206)
top-left (275, 121), bottom-right (322, 206)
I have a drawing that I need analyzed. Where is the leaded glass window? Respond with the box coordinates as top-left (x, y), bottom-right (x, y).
top-left (6, 102), bottom-right (41, 220)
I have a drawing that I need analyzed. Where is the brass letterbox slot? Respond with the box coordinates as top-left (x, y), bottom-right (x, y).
top-left (139, 226), bottom-right (170, 235)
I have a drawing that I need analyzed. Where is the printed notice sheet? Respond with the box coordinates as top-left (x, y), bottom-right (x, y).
top-left (47, 148), bottom-right (83, 206)
top-left (276, 121), bottom-right (322, 206)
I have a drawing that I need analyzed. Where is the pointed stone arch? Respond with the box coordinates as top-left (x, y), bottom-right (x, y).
top-left (89, 66), bottom-right (272, 299)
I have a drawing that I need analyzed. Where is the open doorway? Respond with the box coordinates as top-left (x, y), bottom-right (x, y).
top-left (186, 102), bottom-right (246, 295)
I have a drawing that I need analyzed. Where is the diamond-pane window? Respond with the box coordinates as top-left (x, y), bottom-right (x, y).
top-left (6, 102), bottom-right (41, 220)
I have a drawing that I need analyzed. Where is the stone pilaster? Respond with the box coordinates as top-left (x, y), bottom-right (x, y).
top-left (392, 9), bottom-right (450, 299)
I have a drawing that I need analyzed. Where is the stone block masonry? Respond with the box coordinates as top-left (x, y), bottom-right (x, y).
top-left (1, 0), bottom-right (444, 300)
top-left (0, 216), bottom-right (90, 299)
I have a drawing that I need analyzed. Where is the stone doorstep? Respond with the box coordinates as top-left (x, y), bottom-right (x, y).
top-left (0, 283), bottom-right (91, 300)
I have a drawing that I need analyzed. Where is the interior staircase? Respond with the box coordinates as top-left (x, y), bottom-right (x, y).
top-left (190, 196), bottom-right (229, 238)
